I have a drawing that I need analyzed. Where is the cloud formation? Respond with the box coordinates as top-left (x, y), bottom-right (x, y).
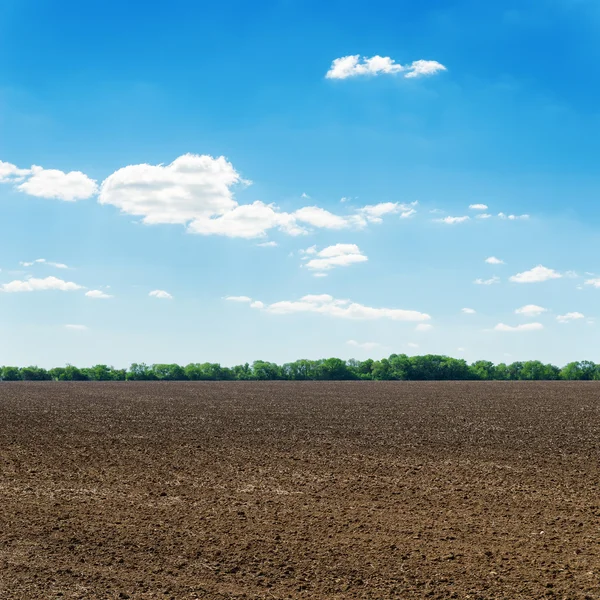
top-left (20, 258), bottom-right (69, 269)
top-left (474, 276), bottom-right (500, 285)
top-left (485, 256), bottom-right (504, 265)
top-left (326, 55), bottom-right (446, 79)
top-left (556, 312), bottom-right (585, 323)
top-left (0, 160), bottom-right (97, 201)
top-left (494, 322), bottom-right (544, 332)
top-left (509, 265), bottom-right (561, 283)
top-left (347, 340), bottom-right (382, 350)
top-left (462, 307), bottom-right (476, 314)
top-left (0, 276), bottom-right (83, 293)
top-left (245, 293), bottom-right (431, 322)
top-left (436, 216), bottom-right (469, 224)
top-left (469, 204), bottom-right (488, 210)
top-left (515, 304), bottom-right (547, 317)
top-left (301, 243), bottom-right (367, 273)
top-left (85, 290), bottom-right (114, 299)
top-left (149, 290), bottom-right (173, 300)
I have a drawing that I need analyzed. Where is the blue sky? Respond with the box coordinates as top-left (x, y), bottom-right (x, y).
top-left (1, 0), bottom-right (600, 368)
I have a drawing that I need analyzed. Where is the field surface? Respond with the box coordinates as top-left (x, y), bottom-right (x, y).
top-left (2, 381), bottom-right (600, 599)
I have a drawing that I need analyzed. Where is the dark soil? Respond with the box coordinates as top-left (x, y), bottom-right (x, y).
top-left (1, 381), bottom-right (600, 599)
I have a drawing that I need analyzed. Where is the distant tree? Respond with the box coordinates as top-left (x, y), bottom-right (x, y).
top-left (1, 366), bottom-right (22, 381)
top-left (20, 366), bottom-right (51, 381)
top-left (152, 364), bottom-right (187, 380)
top-left (470, 360), bottom-right (496, 380)
top-left (251, 360), bottom-right (282, 380)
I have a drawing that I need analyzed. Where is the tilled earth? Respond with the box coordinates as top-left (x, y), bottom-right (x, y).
top-left (2, 382), bottom-right (600, 599)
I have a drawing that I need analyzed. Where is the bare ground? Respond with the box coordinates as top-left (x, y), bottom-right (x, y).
top-left (1, 381), bottom-right (600, 599)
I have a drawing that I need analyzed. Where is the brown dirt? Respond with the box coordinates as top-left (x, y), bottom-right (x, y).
top-left (1, 381), bottom-right (600, 599)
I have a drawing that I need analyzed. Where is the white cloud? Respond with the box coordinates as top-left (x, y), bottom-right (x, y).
top-left (476, 213), bottom-right (492, 219)
top-left (301, 192), bottom-right (310, 199)
top-left (0, 160), bottom-right (97, 201)
top-left (509, 265), bottom-right (561, 283)
top-left (462, 307), bottom-right (476, 314)
top-left (20, 258), bottom-right (69, 269)
top-left (556, 312), bottom-right (585, 323)
top-left (498, 212), bottom-right (529, 220)
top-left (485, 256), bottom-right (504, 265)
top-left (250, 300), bottom-right (264, 309)
top-left (250, 293), bottom-right (431, 322)
top-left (407, 342), bottom-right (419, 349)
top-left (0, 276), bottom-right (83, 293)
top-left (469, 204), bottom-right (488, 210)
top-left (149, 290), bottom-right (173, 300)
top-left (325, 55), bottom-right (446, 79)
top-left (356, 201), bottom-right (417, 222)
top-left (515, 304), bottom-right (547, 317)
top-left (415, 323), bottom-right (433, 331)
top-left (494, 322), bottom-right (544, 332)
top-left (189, 201), bottom-right (304, 238)
top-left (436, 216), bottom-right (469, 224)
top-left (0, 160), bottom-right (31, 182)
top-left (474, 276), bottom-right (500, 285)
top-left (225, 295), bottom-right (253, 303)
top-left (584, 278), bottom-right (600, 288)
top-left (347, 340), bottom-right (381, 350)
top-left (65, 324), bottom-right (88, 331)
top-left (457, 347), bottom-right (466, 353)
top-left (302, 243), bottom-right (367, 273)
top-left (85, 290), bottom-right (114, 299)
top-left (18, 166), bottom-right (98, 201)
top-left (256, 241), bottom-right (278, 247)
top-left (99, 154), bottom-right (243, 226)
top-left (313, 273), bottom-right (328, 278)
top-left (340, 197), bottom-right (351, 203)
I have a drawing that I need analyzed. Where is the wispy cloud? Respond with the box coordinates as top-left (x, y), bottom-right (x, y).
top-left (494, 322), bottom-right (543, 332)
top-left (474, 276), bottom-right (500, 285)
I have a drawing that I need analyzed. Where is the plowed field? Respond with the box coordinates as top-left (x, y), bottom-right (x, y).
top-left (2, 381), bottom-right (600, 599)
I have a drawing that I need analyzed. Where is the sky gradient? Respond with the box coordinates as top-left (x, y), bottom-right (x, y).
top-left (1, 0), bottom-right (599, 368)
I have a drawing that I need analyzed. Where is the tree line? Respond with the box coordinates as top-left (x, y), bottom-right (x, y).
top-left (1, 355), bottom-right (600, 381)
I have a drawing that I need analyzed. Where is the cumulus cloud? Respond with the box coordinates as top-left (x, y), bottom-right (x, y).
top-left (248, 293), bottom-right (431, 322)
top-left (498, 212), bottom-right (529, 220)
top-left (0, 160), bottom-right (31, 182)
top-left (435, 216), bottom-right (469, 224)
top-left (515, 304), bottom-right (547, 317)
top-left (20, 258), bottom-right (69, 269)
top-left (0, 276), bottom-right (83, 293)
top-left (462, 307), bottom-right (476, 314)
top-left (0, 160), bottom-right (97, 201)
top-left (326, 55), bottom-right (446, 79)
top-left (99, 154), bottom-right (243, 225)
top-left (556, 312), bottom-right (585, 323)
top-left (509, 265), bottom-right (561, 283)
top-left (494, 322), bottom-right (544, 332)
top-left (485, 256), bottom-right (504, 265)
top-left (474, 276), bottom-right (500, 285)
top-left (476, 213), bottom-right (492, 219)
top-left (65, 324), bottom-right (88, 331)
top-left (584, 278), bottom-right (600, 288)
top-left (469, 204), bottom-right (488, 210)
top-left (250, 300), bottom-right (264, 309)
top-left (347, 340), bottom-right (382, 350)
top-left (415, 323), bottom-right (433, 331)
top-left (85, 290), bottom-right (114, 299)
top-left (149, 290), bottom-right (173, 300)
top-left (18, 166), bottom-right (98, 201)
top-left (225, 295), bottom-right (253, 303)
top-left (302, 243), bottom-right (367, 273)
